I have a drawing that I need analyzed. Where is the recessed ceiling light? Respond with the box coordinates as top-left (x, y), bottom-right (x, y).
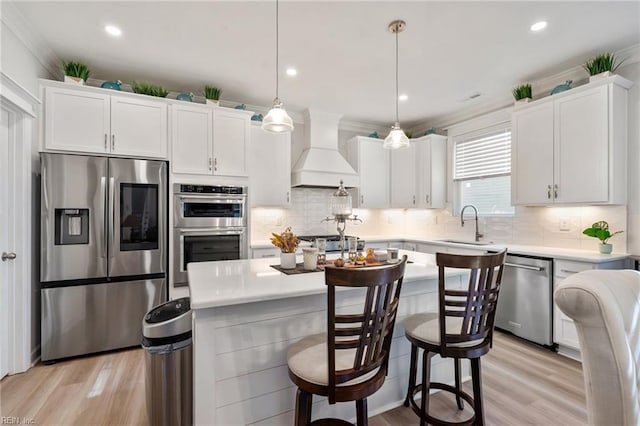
top-left (399, 94), bottom-right (408, 101)
top-left (286, 68), bottom-right (297, 77)
top-left (530, 21), bottom-right (547, 32)
top-left (105, 25), bottom-right (122, 37)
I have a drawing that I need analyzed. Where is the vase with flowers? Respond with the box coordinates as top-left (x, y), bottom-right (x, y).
top-left (582, 220), bottom-right (623, 254)
top-left (271, 226), bottom-right (300, 269)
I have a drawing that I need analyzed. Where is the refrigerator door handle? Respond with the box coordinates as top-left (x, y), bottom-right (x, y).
top-left (100, 175), bottom-right (107, 258)
top-left (108, 176), bottom-right (115, 259)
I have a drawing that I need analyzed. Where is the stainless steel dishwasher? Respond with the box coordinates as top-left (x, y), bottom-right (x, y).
top-left (494, 254), bottom-right (553, 346)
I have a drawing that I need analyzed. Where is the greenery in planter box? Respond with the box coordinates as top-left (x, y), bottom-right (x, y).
top-left (582, 220), bottom-right (623, 244)
top-left (512, 83), bottom-right (532, 101)
top-left (204, 85), bottom-right (222, 100)
top-left (131, 81), bottom-right (169, 97)
top-left (63, 61), bottom-right (90, 81)
top-left (583, 53), bottom-right (624, 76)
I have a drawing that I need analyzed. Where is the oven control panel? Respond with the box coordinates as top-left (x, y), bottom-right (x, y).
top-left (176, 184), bottom-right (246, 195)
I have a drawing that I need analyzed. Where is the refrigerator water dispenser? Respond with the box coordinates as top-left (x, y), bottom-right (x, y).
top-left (54, 208), bottom-right (89, 245)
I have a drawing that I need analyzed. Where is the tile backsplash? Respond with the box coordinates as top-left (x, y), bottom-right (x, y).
top-left (251, 188), bottom-right (628, 252)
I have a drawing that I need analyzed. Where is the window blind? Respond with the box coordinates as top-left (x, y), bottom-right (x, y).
top-left (453, 130), bottom-right (511, 181)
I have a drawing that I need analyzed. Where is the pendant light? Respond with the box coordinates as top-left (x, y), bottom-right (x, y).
top-left (383, 20), bottom-right (410, 149)
top-left (262, 0), bottom-right (294, 133)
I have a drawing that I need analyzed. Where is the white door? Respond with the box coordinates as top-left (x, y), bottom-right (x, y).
top-left (249, 125), bottom-right (291, 207)
top-left (359, 138), bottom-right (390, 208)
top-left (110, 97), bottom-right (168, 159)
top-left (171, 104), bottom-right (213, 175)
top-left (390, 143), bottom-right (417, 208)
top-left (213, 109), bottom-right (249, 177)
top-left (0, 108), bottom-right (11, 379)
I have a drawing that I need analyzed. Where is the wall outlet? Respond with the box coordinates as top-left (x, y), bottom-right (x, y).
top-left (559, 218), bottom-right (570, 232)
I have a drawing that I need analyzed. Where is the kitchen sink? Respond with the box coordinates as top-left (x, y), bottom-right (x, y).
top-left (436, 239), bottom-right (494, 246)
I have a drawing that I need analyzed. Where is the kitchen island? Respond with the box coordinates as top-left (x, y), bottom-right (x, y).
top-left (188, 251), bottom-right (467, 425)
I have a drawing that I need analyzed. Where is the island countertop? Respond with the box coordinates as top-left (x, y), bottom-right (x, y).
top-left (188, 250), bottom-right (464, 310)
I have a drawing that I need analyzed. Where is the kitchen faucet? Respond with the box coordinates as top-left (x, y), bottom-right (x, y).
top-left (460, 204), bottom-right (483, 242)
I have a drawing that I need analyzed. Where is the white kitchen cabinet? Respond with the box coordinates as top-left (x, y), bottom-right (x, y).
top-left (170, 104), bottom-right (251, 177)
top-left (553, 258), bottom-right (628, 359)
top-left (347, 136), bottom-right (390, 208)
top-left (43, 83), bottom-right (167, 159)
top-left (171, 103), bottom-right (213, 175)
top-left (390, 143), bottom-right (417, 208)
top-left (512, 76), bottom-right (631, 206)
top-left (251, 247), bottom-right (280, 259)
top-left (110, 96), bottom-right (167, 158)
top-left (213, 109), bottom-right (250, 177)
top-left (415, 135), bottom-right (447, 209)
top-left (249, 123), bottom-right (291, 207)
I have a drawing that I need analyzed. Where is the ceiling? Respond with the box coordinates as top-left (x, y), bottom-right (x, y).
top-left (9, 1), bottom-right (640, 127)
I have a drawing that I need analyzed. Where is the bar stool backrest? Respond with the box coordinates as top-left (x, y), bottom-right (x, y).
top-left (324, 256), bottom-right (408, 403)
top-left (436, 250), bottom-right (507, 358)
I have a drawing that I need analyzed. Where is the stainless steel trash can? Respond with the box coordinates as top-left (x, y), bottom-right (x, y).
top-left (142, 297), bottom-right (192, 426)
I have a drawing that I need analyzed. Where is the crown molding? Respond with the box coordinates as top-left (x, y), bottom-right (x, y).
top-left (0, 2), bottom-right (62, 80)
top-left (1, 71), bottom-right (41, 117)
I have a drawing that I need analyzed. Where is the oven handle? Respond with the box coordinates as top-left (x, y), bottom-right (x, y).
top-left (178, 196), bottom-right (246, 204)
top-left (177, 228), bottom-right (246, 237)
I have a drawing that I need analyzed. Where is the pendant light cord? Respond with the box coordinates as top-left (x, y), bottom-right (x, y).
top-left (395, 26), bottom-right (399, 123)
top-left (275, 0), bottom-right (279, 101)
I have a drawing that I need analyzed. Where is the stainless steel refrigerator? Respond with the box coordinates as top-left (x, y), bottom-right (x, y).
top-left (40, 153), bottom-right (167, 361)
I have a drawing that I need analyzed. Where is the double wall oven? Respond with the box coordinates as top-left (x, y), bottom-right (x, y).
top-left (173, 184), bottom-right (248, 286)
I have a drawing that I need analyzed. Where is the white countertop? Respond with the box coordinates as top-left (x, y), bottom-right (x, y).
top-left (251, 236), bottom-right (629, 263)
top-left (188, 250), bottom-right (462, 310)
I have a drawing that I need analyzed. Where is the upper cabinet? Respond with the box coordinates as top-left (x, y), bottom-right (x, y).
top-left (512, 76), bottom-right (631, 206)
top-left (347, 136), bottom-right (390, 208)
top-left (43, 83), bottom-right (167, 159)
top-left (249, 123), bottom-right (291, 207)
top-left (170, 103), bottom-right (251, 177)
top-left (389, 135), bottom-right (447, 209)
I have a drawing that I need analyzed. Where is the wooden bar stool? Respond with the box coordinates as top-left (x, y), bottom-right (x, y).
top-left (403, 251), bottom-right (507, 426)
top-left (287, 256), bottom-right (408, 426)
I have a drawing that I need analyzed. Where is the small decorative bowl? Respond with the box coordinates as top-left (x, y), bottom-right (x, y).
top-left (100, 80), bottom-right (122, 90)
top-left (368, 131), bottom-right (379, 138)
top-left (176, 92), bottom-right (194, 102)
top-left (234, 104), bottom-right (247, 110)
top-left (251, 113), bottom-right (263, 122)
top-left (550, 80), bottom-right (573, 95)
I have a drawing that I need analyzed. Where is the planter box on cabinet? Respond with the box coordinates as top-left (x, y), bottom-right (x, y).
top-left (43, 82), bottom-right (167, 159)
top-left (512, 75), bottom-right (631, 206)
top-left (249, 123), bottom-right (291, 207)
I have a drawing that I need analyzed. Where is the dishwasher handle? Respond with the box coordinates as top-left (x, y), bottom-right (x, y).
top-left (504, 262), bottom-right (545, 272)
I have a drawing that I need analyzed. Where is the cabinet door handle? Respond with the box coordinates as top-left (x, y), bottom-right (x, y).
top-left (554, 184), bottom-right (558, 199)
top-left (547, 185), bottom-right (551, 199)
top-left (286, 191), bottom-right (290, 203)
top-left (361, 194), bottom-right (364, 205)
top-left (426, 194), bottom-right (430, 204)
top-left (111, 134), bottom-right (115, 151)
top-left (560, 269), bottom-right (581, 274)
top-left (208, 157), bottom-right (212, 171)
top-left (214, 157), bottom-right (217, 171)
top-left (412, 195), bottom-right (416, 205)
top-left (104, 134), bottom-right (108, 150)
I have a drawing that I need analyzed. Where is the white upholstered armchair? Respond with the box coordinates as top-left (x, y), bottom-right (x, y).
top-left (554, 269), bottom-right (640, 426)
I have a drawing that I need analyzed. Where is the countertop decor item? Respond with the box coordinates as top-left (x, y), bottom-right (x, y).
top-left (62, 60), bottom-right (90, 85)
top-left (584, 53), bottom-right (625, 82)
top-left (512, 83), bottom-right (532, 103)
top-left (321, 180), bottom-right (363, 259)
top-left (262, 0), bottom-right (294, 133)
top-left (383, 19), bottom-right (410, 149)
top-left (582, 220), bottom-right (623, 254)
top-left (203, 85), bottom-right (222, 105)
top-left (176, 92), bottom-right (194, 102)
top-left (271, 226), bottom-right (300, 270)
top-left (131, 81), bottom-right (169, 97)
top-left (100, 80), bottom-right (122, 90)
top-left (550, 80), bottom-right (572, 95)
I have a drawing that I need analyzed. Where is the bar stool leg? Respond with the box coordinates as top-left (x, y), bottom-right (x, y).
top-left (404, 344), bottom-right (418, 407)
top-left (356, 398), bottom-right (368, 426)
top-left (471, 358), bottom-right (485, 426)
top-left (420, 351), bottom-right (434, 426)
top-left (454, 358), bottom-right (464, 410)
top-left (295, 388), bottom-right (312, 426)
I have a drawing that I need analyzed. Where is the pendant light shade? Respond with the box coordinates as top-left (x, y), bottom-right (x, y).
top-left (262, 0), bottom-right (293, 133)
top-left (383, 20), bottom-right (409, 150)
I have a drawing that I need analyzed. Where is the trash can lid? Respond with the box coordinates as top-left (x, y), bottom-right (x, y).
top-left (143, 297), bottom-right (192, 339)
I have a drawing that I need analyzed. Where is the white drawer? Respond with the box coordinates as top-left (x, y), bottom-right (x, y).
top-left (554, 259), bottom-right (594, 278)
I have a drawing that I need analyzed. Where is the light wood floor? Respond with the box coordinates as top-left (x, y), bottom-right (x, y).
top-left (1, 332), bottom-right (585, 425)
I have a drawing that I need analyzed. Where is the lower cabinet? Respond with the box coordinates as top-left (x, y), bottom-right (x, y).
top-left (251, 247), bottom-right (280, 259)
top-left (553, 258), bottom-right (628, 359)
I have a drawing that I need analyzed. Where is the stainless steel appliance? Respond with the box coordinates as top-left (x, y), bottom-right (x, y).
top-left (494, 253), bottom-right (553, 346)
top-left (40, 153), bottom-right (167, 361)
top-left (297, 235), bottom-right (364, 252)
top-left (173, 184), bottom-right (247, 287)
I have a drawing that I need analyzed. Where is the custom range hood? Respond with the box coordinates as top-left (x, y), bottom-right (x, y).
top-left (291, 109), bottom-right (359, 188)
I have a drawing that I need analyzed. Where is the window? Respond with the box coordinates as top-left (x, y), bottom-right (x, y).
top-left (453, 127), bottom-right (514, 215)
